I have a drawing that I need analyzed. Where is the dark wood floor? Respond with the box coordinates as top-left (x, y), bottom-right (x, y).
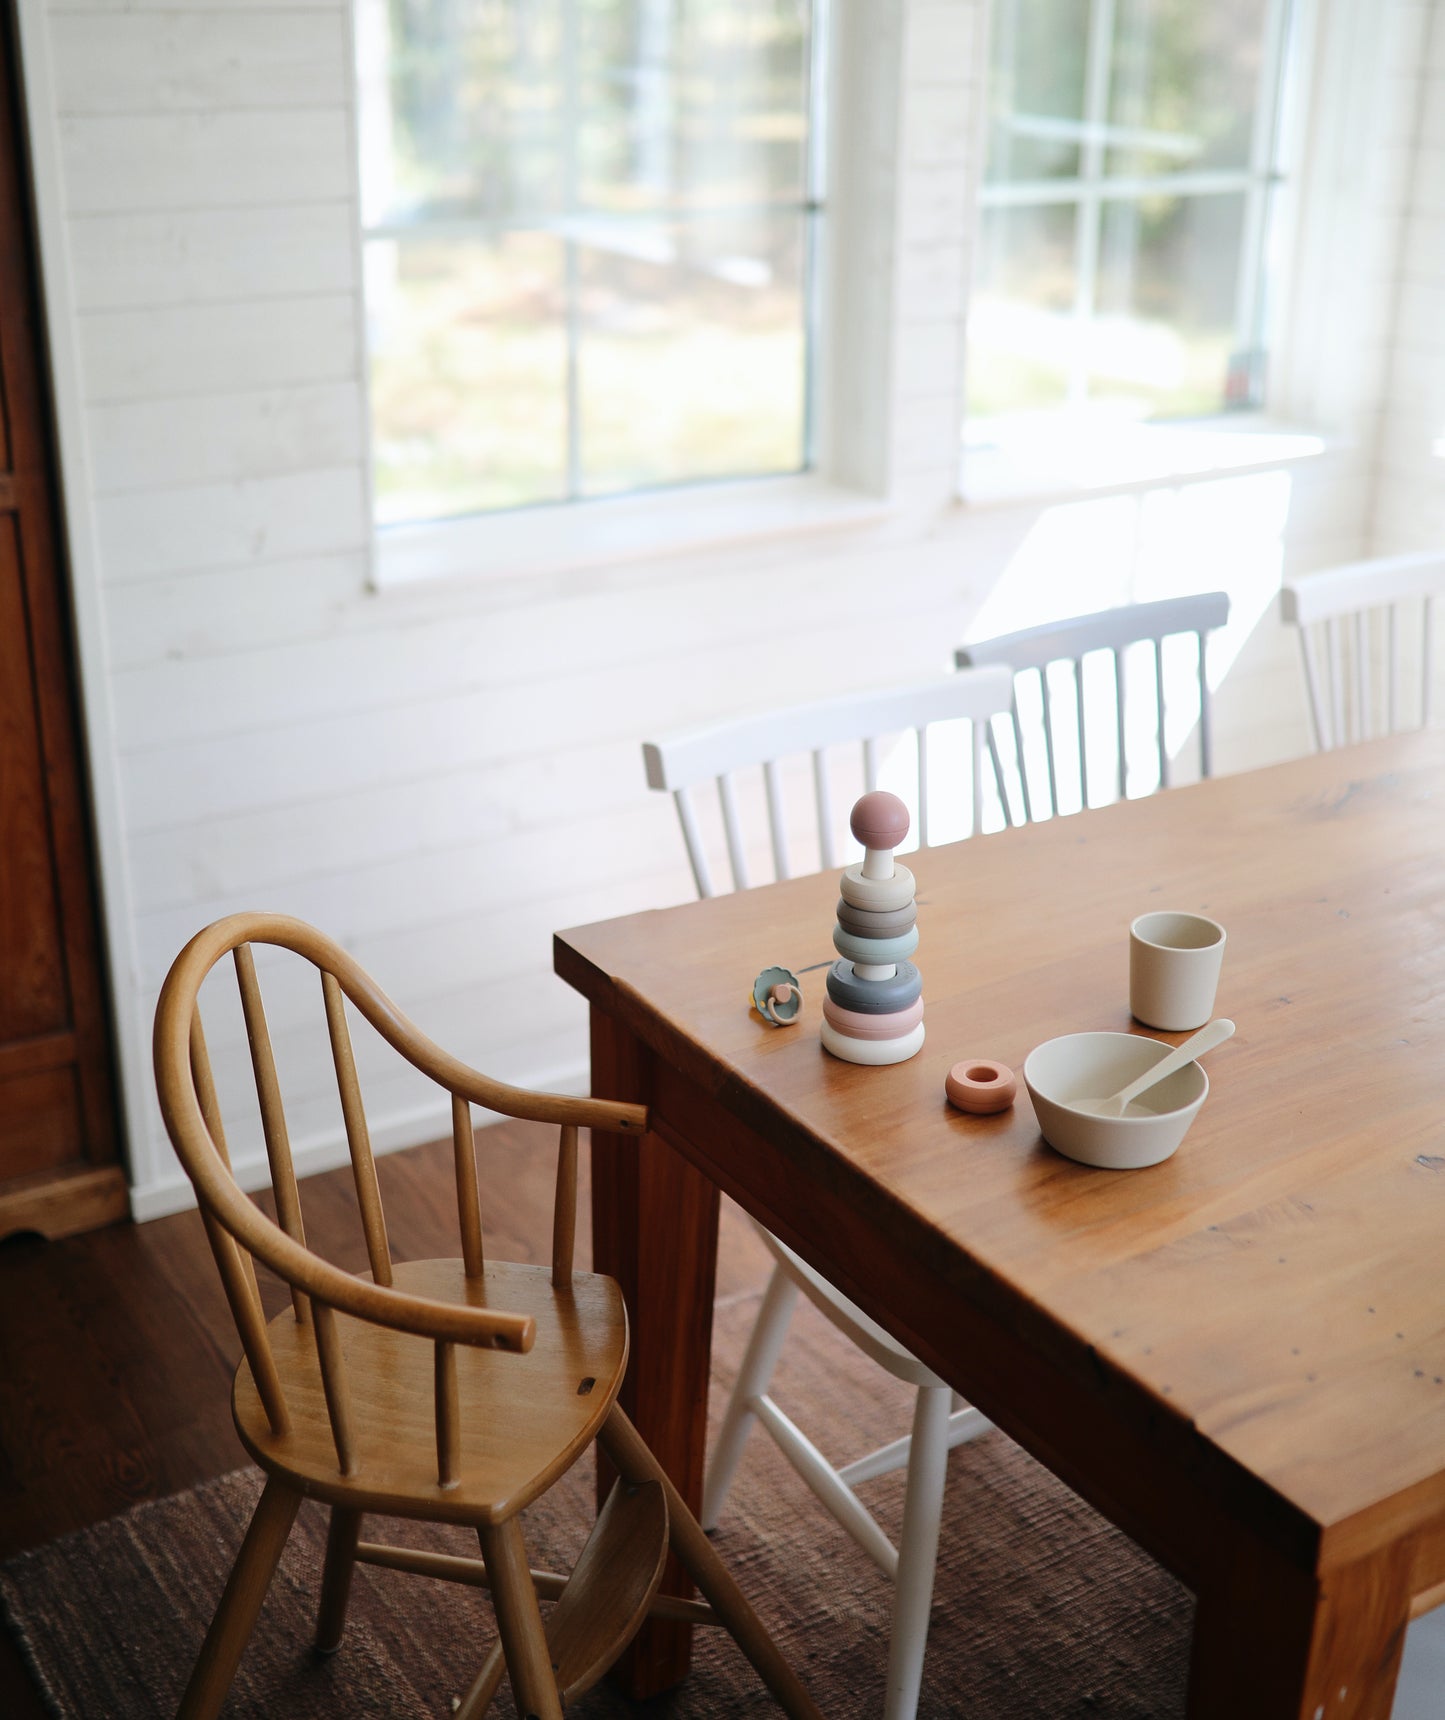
top-left (0, 1123), bottom-right (769, 1717)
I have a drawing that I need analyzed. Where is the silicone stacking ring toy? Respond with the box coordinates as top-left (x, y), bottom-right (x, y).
top-left (944, 1058), bottom-right (1017, 1114)
top-left (825, 960), bottom-right (923, 1014)
top-left (831, 923), bottom-right (920, 967)
top-left (751, 966), bottom-right (803, 1025)
top-left (839, 862), bottom-right (916, 914)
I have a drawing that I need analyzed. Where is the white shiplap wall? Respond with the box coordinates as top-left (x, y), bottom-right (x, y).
top-left (15, 0), bottom-right (1433, 1217)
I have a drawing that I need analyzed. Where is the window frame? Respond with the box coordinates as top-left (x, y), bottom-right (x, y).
top-left (355, 0), bottom-right (842, 585)
top-left (968, 0), bottom-right (1300, 431)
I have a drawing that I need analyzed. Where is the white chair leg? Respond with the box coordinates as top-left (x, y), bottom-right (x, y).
top-left (883, 1383), bottom-right (952, 1720)
top-left (702, 1265), bottom-right (801, 1530)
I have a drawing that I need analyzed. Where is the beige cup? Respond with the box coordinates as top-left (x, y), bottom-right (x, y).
top-left (1129, 911), bottom-right (1226, 1031)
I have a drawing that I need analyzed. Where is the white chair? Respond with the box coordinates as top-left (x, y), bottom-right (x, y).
top-left (1280, 552), bottom-right (1445, 750)
top-left (642, 667), bottom-right (1013, 1720)
top-left (955, 592), bottom-right (1230, 824)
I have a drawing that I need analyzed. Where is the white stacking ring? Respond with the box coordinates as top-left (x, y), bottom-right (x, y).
top-left (821, 1019), bottom-right (926, 1065)
top-left (839, 861), bottom-right (915, 914)
top-left (831, 923), bottom-right (919, 966)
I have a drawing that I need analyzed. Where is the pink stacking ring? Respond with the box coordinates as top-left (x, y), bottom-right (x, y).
top-left (944, 1059), bottom-right (1017, 1114)
top-left (822, 995), bottom-right (925, 1040)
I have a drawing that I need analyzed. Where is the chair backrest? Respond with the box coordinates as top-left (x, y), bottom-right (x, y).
top-left (1279, 552), bottom-right (1445, 750)
top-left (955, 592), bottom-right (1230, 823)
top-left (153, 912), bottom-right (646, 1483)
top-left (641, 667), bottom-right (1016, 898)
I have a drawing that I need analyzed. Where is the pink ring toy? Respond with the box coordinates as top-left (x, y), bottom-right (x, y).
top-left (822, 995), bottom-right (925, 1040)
top-left (944, 1058), bottom-right (1017, 1114)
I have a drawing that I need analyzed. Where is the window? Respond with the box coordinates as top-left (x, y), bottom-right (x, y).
top-left (355, 0), bottom-right (823, 531)
top-left (967, 0), bottom-right (1296, 443)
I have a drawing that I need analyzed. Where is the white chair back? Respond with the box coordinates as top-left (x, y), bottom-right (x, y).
top-left (955, 592), bottom-right (1229, 823)
top-left (642, 667), bottom-right (1016, 897)
top-left (1280, 552), bottom-right (1445, 750)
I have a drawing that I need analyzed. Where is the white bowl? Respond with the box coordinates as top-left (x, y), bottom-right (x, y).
top-left (1022, 1031), bottom-right (1208, 1170)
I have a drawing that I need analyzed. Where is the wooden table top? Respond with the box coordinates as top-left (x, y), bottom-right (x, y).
top-left (556, 731), bottom-right (1445, 1573)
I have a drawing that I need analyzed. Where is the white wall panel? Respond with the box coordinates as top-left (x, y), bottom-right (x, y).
top-left (52, 13), bottom-right (347, 112)
top-left (60, 112), bottom-right (353, 213)
top-left (69, 207), bottom-right (357, 310)
top-left (95, 467), bottom-right (368, 581)
top-left (79, 297), bottom-right (359, 403)
top-left (89, 383), bottom-right (365, 494)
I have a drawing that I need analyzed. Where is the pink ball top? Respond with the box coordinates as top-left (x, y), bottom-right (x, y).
top-left (850, 790), bottom-right (910, 850)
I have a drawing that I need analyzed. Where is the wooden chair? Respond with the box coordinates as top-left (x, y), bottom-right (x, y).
top-left (642, 668), bottom-right (1012, 1720)
top-left (153, 912), bottom-right (822, 1720)
top-left (643, 667), bottom-right (1018, 896)
top-left (955, 592), bottom-right (1230, 823)
top-left (1280, 551), bottom-right (1445, 749)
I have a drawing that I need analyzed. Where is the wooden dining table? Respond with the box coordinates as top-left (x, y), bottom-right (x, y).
top-left (553, 730), bottom-right (1445, 1719)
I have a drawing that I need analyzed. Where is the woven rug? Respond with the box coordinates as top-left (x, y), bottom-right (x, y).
top-left (0, 1293), bottom-right (1192, 1718)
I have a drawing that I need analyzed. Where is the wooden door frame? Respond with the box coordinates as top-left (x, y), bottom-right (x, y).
top-left (9, 0), bottom-right (153, 1204)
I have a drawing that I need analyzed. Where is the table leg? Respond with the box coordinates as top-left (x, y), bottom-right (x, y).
top-left (1187, 1542), bottom-right (1410, 1719)
top-left (588, 1008), bottom-right (721, 1697)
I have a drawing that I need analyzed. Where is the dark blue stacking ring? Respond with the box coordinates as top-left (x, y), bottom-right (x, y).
top-left (825, 959), bottom-right (923, 1014)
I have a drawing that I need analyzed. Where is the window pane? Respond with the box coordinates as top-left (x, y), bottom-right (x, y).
top-left (578, 1), bottom-right (810, 213)
top-left (369, 1), bottom-right (567, 227)
top-left (358, 0), bottom-right (819, 526)
top-left (367, 234), bottom-right (569, 525)
top-left (1106, 0), bottom-right (1272, 178)
top-left (986, 0), bottom-right (1089, 183)
top-left (966, 204), bottom-right (1079, 418)
top-left (1089, 192), bottom-right (1248, 416)
top-left (577, 211), bottom-right (807, 496)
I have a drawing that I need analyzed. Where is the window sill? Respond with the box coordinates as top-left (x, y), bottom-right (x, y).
top-left (372, 475), bottom-right (892, 592)
top-left (958, 415), bottom-right (1331, 510)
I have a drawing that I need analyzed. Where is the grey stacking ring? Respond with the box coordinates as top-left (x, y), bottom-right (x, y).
top-left (825, 959), bottom-right (923, 1014)
top-left (835, 897), bottom-right (917, 936)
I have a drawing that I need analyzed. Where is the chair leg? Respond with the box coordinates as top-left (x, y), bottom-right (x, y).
top-left (476, 1517), bottom-right (563, 1720)
top-left (314, 1505), bottom-right (363, 1654)
top-left (883, 1384), bottom-right (952, 1720)
top-left (177, 1475), bottom-right (301, 1720)
top-left (702, 1265), bottom-right (800, 1530)
top-left (600, 1404), bottom-right (825, 1720)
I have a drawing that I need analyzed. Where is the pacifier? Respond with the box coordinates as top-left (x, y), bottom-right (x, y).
top-left (751, 966), bottom-right (803, 1025)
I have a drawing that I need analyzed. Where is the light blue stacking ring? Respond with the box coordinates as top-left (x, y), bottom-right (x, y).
top-left (832, 924), bottom-right (920, 966)
top-left (825, 959), bottom-right (923, 1014)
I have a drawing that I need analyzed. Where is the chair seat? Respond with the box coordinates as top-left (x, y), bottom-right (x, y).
top-left (233, 1258), bottom-right (627, 1525)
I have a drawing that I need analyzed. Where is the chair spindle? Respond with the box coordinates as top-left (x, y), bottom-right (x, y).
top-left (717, 772), bottom-right (749, 891)
top-left (321, 970), bottom-right (393, 1287)
top-left (234, 944), bottom-right (309, 1324)
top-left (1197, 633), bottom-right (1214, 779)
top-left (1153, 639), bottom-right (1168, 790)
top-left (915, 726), bottom-right (929, 847)
top-left (312, 1301), bottom-right (356, 1476)
top-left (1355, 611), bottom-right (1371, 739)
top-left (1112, 648), bottom-right (1127, 801)
top-left (672, 785), bottom-right (715, 899)
top-left (451, 1094), bottom-right (485, 1279)
top-left (812, 749), bottom-right (836, 870)
top-left (435, 1340), bottom-right (460, 1488)
top-left (1423, 598), bottom-right (1435, 728)
top-left (1072, 659), bottom-right (1089, 807)
top-left (762, 759), bottom-right (790, 880)
top-left (189, 1008), bottom-right (290, 1434)
top-left (552, 1123), bottom-right (578, 1290)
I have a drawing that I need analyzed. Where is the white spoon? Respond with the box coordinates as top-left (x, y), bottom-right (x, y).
top-left (1081, 1018), bottom-right (1235, 1118)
